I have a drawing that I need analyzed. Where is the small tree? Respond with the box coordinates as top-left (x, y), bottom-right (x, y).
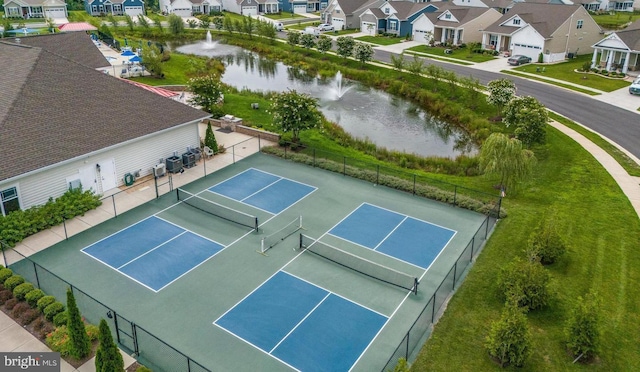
top-left (526, 218), bottom-right (566, 265)
top-left (95, 319), bottom-right (124, 372)
top-left (270, 90), bottom-right (322, 143)
top-left (137, 14), bottom-right (151, 37)
top-left (107, 15), bottom-right (118, 28)
top-left (287, 31), bottom-right (301, 48)
top-left (204, 122), bottom-right (219, 154)
top-left (200, 18), bottom-right (211, 29)
top-left (187, 75), bottom-right (224, 113)
top-left (316, 35), bottom-right (333, 54)
top-left (66, 288), bottom-right (90, 360)
top-left (406, 55), bottom-right (425, 75)
top-left (140, 44), bottom-right (164, 78)
top-left (125, 14), bottom-right (135, 31)
top-left (486, 78), bottom-right (517, 116)
top-left (497, 258), bottom-right (551, 311)
top-left (426, 64), bottom-right (444, 92)
top-left (485, 302), bottom-right (532, 367)
top-left (336, 36), bottom-right (355, 59)
top-left (223, 16), bottom-right (234, 34)
top-left (503, 96), bottom-right (548, 147)
top-left (152, 16), bottom-right (164, 32)
top-left (460, 75), bottom-right (482, 109)
top-left (565, 292), bottom-right (600, 362)
top-left (353, 42), bottom-right (374, 65)
top-left (300, 33), bottom-right (316, 49)
top-left (479, 133), bottom-right (536, 194)
top-left (390, 53), bottom-right (406, 71)
top-left (168, 14), bottom-right (185, 35)
top-left (242, 16), bottom-right (255, 39)
top-left (214, 17), bottom-right (224, 31)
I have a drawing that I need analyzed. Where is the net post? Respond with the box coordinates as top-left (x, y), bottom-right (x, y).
top-left (254, 218), bottom-right (259, 232)
top-left (176, 188), bottom-right (180, 200)
top-left (413, 278), bottom-right (418, 295)
top-left (299, 233), bottom-right (303, 249)
top-left (260, 238), bottom-right (265, 253)
top-left (298, 215), bottom-right (303, 229)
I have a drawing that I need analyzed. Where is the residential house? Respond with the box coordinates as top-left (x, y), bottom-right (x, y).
top-left (452, 0), bottom-right (488, 8)
top-left (411, 4), bottom-right (502, 44)
top-left (482, 3), bottom-right (602, 62)
top-left (591, 19), bottom-right (640, 73)
top-left (220, 0), bottom-right (280, 15)
top-left (359, 1), bottom-right (439, 37)
top-left (278, 0), bottom-right (328, 13)
top-left (0, 33), bottom-right (210, 215)
top-left (2, 0), bottom-right (67, 20)
top-left (324, 0), bottom-right (380, 30)
top-left (84, 0), bottom-right (145, 17)
top-left (160, 0), bottom-right (224, 16)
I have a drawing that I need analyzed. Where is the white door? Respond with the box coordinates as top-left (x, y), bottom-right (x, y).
top-left (45, 8), bottom-right (66, 18)
top-left (293, 4), bottom-right (306, 14)
top-left (125, 6), bottom-right (144, 16)
top-left (97, 158), bottom-right (118, 192)
top-left (361, 21), bottom-right (376, 36)
top-left (414, 29), bottom-right (428, 43)
top-left (243, 6), bottom-right (257, 16)
top-left (78, 165), bottom-right (98, 193)
top-left (332, 18), bottom-right (344, 31)
top-left (511, 44), bottom-right (540, 60)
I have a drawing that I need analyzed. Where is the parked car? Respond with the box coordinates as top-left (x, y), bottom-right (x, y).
top-left (304, 26), bottom-right (320, 37)
top-left (507, 55), bottom-right (532, 66)
top-left (317, 23), bottom-right (334, 31)
top-left (629, 77), bottom-right (640, 95)
top-left (274, 22), bottom-right (284, 31)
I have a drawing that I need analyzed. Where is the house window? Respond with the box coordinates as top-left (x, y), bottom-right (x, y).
top-left (389, 21), bottom-right (397, 31)
top-left (92, 5), bottom-right (98, 13)
top-left (577, 20), bottom-right (583, 29)
top-left (513, 19), bottom-right (520, 25)
top-left (489, 34), bottom-right (498, 46)
top-left (7, 7), bottom-right (20, 16)
top-left (444, 13), bottom-right (451, 19)
top-left (0, 187), bottom-right (20, 216)
top-left (384, 7), bottom-right (389, 14)
top-left (336, 9), bottom-right (341, 14)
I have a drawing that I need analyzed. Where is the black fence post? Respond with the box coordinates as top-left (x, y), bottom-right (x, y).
top-left (132, 323), bottom-right (139, 356)
top-left (63, 219), bottom-right (69, 240)
top-left (470, 236), bottom-right (475, 259)
top-left (113, 311), bottom-right (121, 344)
top-left (431, 293), bottom-right (436, 322)
top-left (154, 176), bottom-right (159, 199)
top-left (413, 175), bottom-right (416, 195)
top-left (33, 262), bottom-right (40, 288)
top-left (405, 332), bottom-right (410, 360)
top-left (452, 263), bottom-right (457, 290)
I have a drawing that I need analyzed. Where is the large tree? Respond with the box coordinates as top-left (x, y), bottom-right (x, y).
top-left (271, 90), bottom-right (322, 142)
top-left (479, 133), bottom-right (536, 195)
top-left (95, 319), bottom-right (124, 372)
top-left (66, 288), bottom-right (90, 360)
top-left (336, 36), bottom-right (355, 59)
top-left (503, 96), bottom-right (549, 147)
top-left (187, 75), bottom-right (224, 113)
top-left (487, 78), bottom-right (517, 116)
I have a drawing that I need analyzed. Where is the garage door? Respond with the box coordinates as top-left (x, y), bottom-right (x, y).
top-left (361, 21), bottom-right (376, 36)
top-left (511, 43), bottom-right (541, 61)
top-left (243, 6), bottom-right (257, 16)
top-left (45, 8), bottom-right (65, 18)
top-left (125, 6), bottom-right (144, 16)
top-left (332, 18), bottom-right (345, 31)
top-left (413, 29), bottom-right (429, 43)
top-left (293, 4), bottom-right (306, 14)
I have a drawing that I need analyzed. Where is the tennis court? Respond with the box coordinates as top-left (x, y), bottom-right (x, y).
top-left (9, 153), bottom-right (490, 371)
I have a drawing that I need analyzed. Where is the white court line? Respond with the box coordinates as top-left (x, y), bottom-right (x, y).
top-left (117, 231), bottom-right (188, 269)
top-left (373, 216), bottom-right (408, 251)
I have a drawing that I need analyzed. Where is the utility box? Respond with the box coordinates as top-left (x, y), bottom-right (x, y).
top-left (166, 156), bottom-right (183, 173)
top-left (182, 152), bottom-right (196, 169)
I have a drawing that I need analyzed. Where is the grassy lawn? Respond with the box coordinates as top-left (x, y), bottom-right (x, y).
top-left (263, 13), bottom-right (306, 20)
top-left (592, 12), bottom-right (640, 29)
top-left (355, 35), bottom-right (404, 46)
top-left (512, 55), bottom-right (630, 92)
top-left (412, 126), bottom-right (640, 371)
top-left (285, 21), bottom-right (319, 30)
top-left (502, 70), bottom-right (601, 96)
top-left (406, 45), bottom-right (497, 63)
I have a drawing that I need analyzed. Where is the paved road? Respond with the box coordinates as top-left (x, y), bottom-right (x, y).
top-left (373, 50), bottom-right (640, 160)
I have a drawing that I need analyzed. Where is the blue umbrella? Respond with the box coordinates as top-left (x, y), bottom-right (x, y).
top-left (121, 49), bottom-right (135, 56)
top-left (129, 55), bottom-right (142, 63)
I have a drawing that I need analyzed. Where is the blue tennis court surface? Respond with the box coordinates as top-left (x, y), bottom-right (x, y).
top-left (329, 203), bottom-right (456, 269)
top-left (208, 168), bottom-right (316, 214)
top-left (82, 217), bottom-right (223, 291)
top-left (215, 271), bottom-right (387, 372)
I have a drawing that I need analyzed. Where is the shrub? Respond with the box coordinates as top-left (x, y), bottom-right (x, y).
top-left (13, 282), bottom-right (35, 301)
top-left (4, 298), bottom-right (18, 310)
top-left (37, 296), bottom-right (56, 312)
top-left (20, 308), bottom-right (40, 325)
top-left (25, 289), bottom-right (45, 308)
top-left (46, 324), bottom-right (99, 357)
top-left (53, 311), bottom-right (68, 327)
top-left (497, 258), bottom-right (552, 311)
top-left (565, 292), bottom-right (601, 362)
top-left (32, 316), bottom-right (47, 332)
top-left (4, 275), bottom-right (25, 291)
top-left (43, 301), bottom-right (65, 321)
top-left (0, 289), bottom-right (13, 305)
top-left (96, 319), bottom-right (124, 372)
top-left (39, 322), bottom-right (56, 340)
top-left (136, 366), bottom-right (153, 372)
top-left (66, 288), bottom-right (90, 359)
top-left (0, 267), bottom-right (13, 283)
top-left (485, 302), bottom-right (531, 367)
top-left (526, 220), bottom-right (566, 265)
top-left (582, 61), bottom-right (592, 72)
top-left (11, 301), bottom-right (30, 318)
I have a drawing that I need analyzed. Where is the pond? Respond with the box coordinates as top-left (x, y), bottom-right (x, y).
top-left (175, 40), bottom-right (476, 158)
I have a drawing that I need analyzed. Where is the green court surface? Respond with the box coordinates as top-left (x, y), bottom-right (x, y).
top-left (12, 153), bottom-right (490, 371)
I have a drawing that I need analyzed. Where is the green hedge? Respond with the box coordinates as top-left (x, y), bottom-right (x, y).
top-left (37, 295), bottom-right (56, 312)
top-left (12, 282), bottom-right (34, 301)
top-left (25, 288), bottom-right (45, 308)
top-left (0, 267), bottom-right (13, 283)
top-left (4, 275), bottom-right (25, 291)
top-left (0, 188), bottom-right (101, 247)
top-left (261, 146), bottom-right (505, 217)
top-left (44, 302), bottom-right (65, 322)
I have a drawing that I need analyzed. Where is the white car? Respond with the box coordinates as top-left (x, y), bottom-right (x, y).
top-left (304, 26), bottom-right (320, 37)
top-left (629, 77), bottom-right (640, 95)
top-left (317, 23), bottom-right (334, 31)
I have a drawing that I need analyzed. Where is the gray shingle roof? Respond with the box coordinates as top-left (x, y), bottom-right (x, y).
top-left (429, 6), bottom-right (494, 27)
top-left (0, 41), bottom-right (210, 182)
top-left (615, 28), bottom-right (640, 51)
top-left (386, 1), bottom-right (433, 20)
top-left (483, 3), bottom-right (581, 38)
top-left (17, 32), bottom-right (110, 69)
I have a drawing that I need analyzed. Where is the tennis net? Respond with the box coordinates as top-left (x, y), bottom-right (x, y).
top-left (177, 188), bottom-right (258, 231)
top-left (299, 234), bottom-right (418, 295)
top-left (260, 216), bottom-right (303, 254)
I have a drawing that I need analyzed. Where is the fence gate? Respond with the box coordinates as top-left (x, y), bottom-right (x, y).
top-left (114, 312), bottom-right (138, 356)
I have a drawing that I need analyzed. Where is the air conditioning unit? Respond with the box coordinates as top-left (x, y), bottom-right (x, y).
top-left (153, 163), bottom-right (166, 178)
